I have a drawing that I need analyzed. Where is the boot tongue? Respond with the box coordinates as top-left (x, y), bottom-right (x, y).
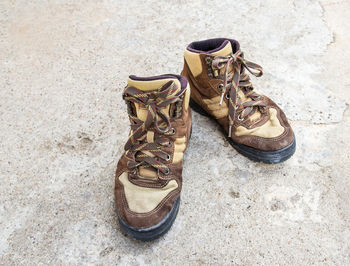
top-left (210, 41), bottom-right (235, 77)
top-left (127, 77), bottom-right (181, 121)
top-left (210, 40), bottom-right (233, 57)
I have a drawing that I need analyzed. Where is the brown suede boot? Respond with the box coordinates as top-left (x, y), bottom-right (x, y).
top-left (115, 74), bottom-right (192, 241)
top-left (181, 38), bottom-right (295, 163)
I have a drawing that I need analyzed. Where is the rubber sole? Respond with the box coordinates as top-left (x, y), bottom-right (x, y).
top-left (190, 98), bottom-right (296, 164)
top-left (117, 197), bottom-right (181, 241)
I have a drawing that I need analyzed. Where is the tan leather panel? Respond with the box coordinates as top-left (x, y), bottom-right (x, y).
top-left (210, 107), bottom-right (228, 119)
top-left (139, 149), bottom-right (157, 178)
top-left (211, 41), bottom-right (232, 56)
top-left (202, 95), bottom-right (222, 105)
top-left (184, 84), bottom-right (190, 110)
top-left (135, 103), bottom-right (170, 121)
top-left (173, 136), bottom-right (186, 163)
top-left (237, 90), bottom-right (248, 102)
top-left (249, 111), bottom-right (261, 122)
top-left (127, 78), bottom-right (181, 92)
top-left (119, 172), bottom-right (178, 213)
top-left (146, 131), bottom-right (154, 143)
top-left (184, 50), bottom-right (202, 77)
top-left (203, 96), bottom-right (228, 119)
top-left (235, 108), bottom-right (285, 138)
top-left (139, 168), bottom-right (157, 179)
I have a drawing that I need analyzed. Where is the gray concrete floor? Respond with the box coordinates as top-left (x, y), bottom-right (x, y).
top-left (1, 0), bottom-right (350, 265)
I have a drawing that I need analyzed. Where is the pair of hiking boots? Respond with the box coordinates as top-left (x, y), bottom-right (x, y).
top-left (115, 38), bottom-right (296, 241)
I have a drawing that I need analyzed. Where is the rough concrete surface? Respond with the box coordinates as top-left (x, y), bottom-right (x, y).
top-left (1, 0), bottom-right (350, 265)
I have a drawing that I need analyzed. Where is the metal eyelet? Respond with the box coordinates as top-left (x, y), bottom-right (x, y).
top-left (217, 84), bottom-right (224, 90)
top-left (164, 168), bottom-right (170, 175)
top-left (225, 93), bottom-right (230, 100)
top-left (170, 128), bottom-right (176, 135)
top-left (238, 114), bottom-right (244, 121)
top-left (205, 57), bottom-right (212, 64)
top-left (166, 154), bottom-right (171, 161)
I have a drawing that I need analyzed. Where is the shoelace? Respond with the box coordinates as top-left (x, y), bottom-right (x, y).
top-left (123, 81), bottom-right (181, 176)
top-left (211, 50), bottom-right (266, 137)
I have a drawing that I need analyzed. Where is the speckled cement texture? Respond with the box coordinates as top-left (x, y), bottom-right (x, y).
top-left (1, 0), bottom-right (350, 265)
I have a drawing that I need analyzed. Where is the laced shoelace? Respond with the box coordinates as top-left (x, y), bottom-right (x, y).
top-left (211, 50), bottom-right (266, 137)
top-left (123, 81), bottom-right (181, 177)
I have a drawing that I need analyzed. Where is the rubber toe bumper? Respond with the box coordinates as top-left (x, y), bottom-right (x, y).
top-left (116, 197), bottom-right (180, 241)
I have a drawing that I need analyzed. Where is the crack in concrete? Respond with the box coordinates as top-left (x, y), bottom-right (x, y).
top-left (319, 1), bottom-right (336, 49)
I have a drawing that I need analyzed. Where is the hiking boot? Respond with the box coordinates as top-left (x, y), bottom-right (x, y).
top-left (115, 74), bottom-right (192, 241)
top-left (181, 38), bottom-right (295, 163)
